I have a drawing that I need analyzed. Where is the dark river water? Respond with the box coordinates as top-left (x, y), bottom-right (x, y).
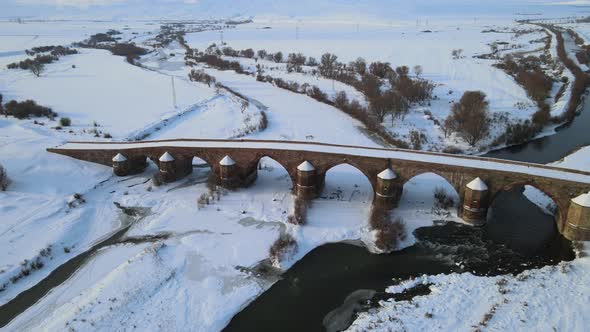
top-left (225, 96), bottom-right (590, 332)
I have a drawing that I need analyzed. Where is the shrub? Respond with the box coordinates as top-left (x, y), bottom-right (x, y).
top-left (59, 117), bottom-right (71, 126)
top-left (50, 46), bottom-right (78, 57)
top-left (257, 49), bottom-right (267, 59)
top-left (334, 91), bottom-right (349, 110)
top-left (286, 52), bottom-right (306, 73)
top-left (370, 208), bottom-right (406, 252)
top-left (188, 69), bottom-right (216, 86)
top-left (3, 100), bottom-right (57, 119)
top-left (273, 51), bottom-right (283, 63)
top-left (434, 187), bottom-right (454, 210)
top-left (0, 164), bottom-right (9, 191)
top-left (409, 129), bottom-right (426, 150)
top-left (269, 234), bottom-right (297, 264)
top-left (191, 54), bottom-right (246, 74)
top-left (442, 146), bottom-right (463, 154)
top-left (88, 33), bottom-right (116, 44)
top-left (306, 57), bottom-right (318, 66)
top-left (287, 196), bottom-right (309, 225)
top-left (108, 43), bottom-right (147, 58)
top-left (369, 61), bottom-right (393, 79)
top-left (504, 120), bottom-right (540, 145)
top-left (240, 48), bottom-right (255, 58)
top-left (351, 57), bottom-right (367, 75)
top-left (152, 173), bottom-right (163, 187)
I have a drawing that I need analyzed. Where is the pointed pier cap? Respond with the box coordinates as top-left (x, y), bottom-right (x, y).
top-left (466, 177), bottom-right (488, 191)
top-left (219, 155), bottom-right (236, 166)
top-left (572, 192), bottom-right (590, 207)
top-left (112, 153), bottom-right (127, 162)
top-left (378, 168), bottom-right (396, 180)
top-left (159, 152), bottom-right (175, 162)
top-left (297, 161), bottom-right (315, 172)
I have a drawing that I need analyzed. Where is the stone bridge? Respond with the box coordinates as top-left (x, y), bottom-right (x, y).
top-left (48, 139), bottom-right (590, 241)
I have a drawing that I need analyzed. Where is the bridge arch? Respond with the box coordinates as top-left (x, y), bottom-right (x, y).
top-left (487, 181), bottom-right (565, 226)
top-left (320, 163), bottom-right (374, 203)
top-left (401, 172), bottom-right (460, 213)
top-left (321, 160), bottom-right (376, 193)
top-left (486, 181), bottom-right (565, 252)
top-left (253, 156), bottom-right (295, 189)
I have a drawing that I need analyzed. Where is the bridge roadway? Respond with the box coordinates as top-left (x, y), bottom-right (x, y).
top-left (48, 139), bottom-right (590, 241)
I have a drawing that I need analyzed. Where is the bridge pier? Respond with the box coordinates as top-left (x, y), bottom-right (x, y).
top-left (459, 177), bottom-right (489, 226)
top-left (218, 155), bottom-right (238, 188)
top-left (296, 161), bottom-right (318, 199)
top-left (374, 168), bottom-right (401, 209)
top-left (563, 192), bottom-right (590, 241)
top-left (158, 152), bottom-right (192, 183)
top-left (112, 153), bottom-right (130, 176)
top-left (112, 153), bottom-right (147, 176)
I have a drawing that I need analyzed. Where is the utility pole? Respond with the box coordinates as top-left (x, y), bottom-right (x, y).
top-left (171, 76), bottom-right (177, 109)
top-left (296, 22), bottom-right (299, 40)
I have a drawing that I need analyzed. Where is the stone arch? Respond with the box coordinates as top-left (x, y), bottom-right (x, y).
top-left (321, 161), bottom-right (376, 193)
top-left (254, 155), bottom-right (296, 188)
top-left (400, 170), bottom-right (460, 195)
top-left (321, 162), bottom-right (375, 203)
top-left (488, 181), bottom-right (566, 230)
top-left (401, 171), bottom-right (461, 212)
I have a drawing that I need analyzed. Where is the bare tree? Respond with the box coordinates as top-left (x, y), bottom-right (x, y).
top-left (413, 65), bottom-right (423, 77)
top-left (0, 164), bottom-right (9, 191)
top-left (445, 91), bottom-right (491, 146)
top-left (350, 57), bottom-right (367, 75)
top-left (452, 49), bottom-right (464, 59)
top-left (29, 60), bottom-right (43, 77)
top-left (334, 91), bottom-right (349, 109)
top-left (273, 51), bottom-right (283, 63)
top-left (319, 53), bottom-right (338, 78)
top-left (287, 53), bottom-right (306, 72)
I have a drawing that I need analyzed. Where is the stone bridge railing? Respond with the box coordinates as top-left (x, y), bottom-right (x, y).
top-left (48, 139), bottom-right (590, 241)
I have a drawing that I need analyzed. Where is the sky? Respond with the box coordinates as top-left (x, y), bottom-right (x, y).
top-left (0, 0), bottom-right (588, 20)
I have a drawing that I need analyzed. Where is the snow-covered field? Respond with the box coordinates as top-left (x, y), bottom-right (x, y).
top-left (184, 19), bottom-right (549, 151)
top-left (0, 12), bottom-right (589, 332)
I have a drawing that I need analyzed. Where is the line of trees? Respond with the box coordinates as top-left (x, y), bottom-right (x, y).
top-left (188, 69), bottom-right (216, 86)
top-left (0, 94), bottom-right (57, 120)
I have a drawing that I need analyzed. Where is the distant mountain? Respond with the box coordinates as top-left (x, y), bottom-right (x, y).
top-left (1, 0), bottom-right (587, 21)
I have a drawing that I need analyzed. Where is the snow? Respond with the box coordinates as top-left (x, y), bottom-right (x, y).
top-left (572, 192), bottom-right (590, 207)
top-left (53, 139), bottom-right (590, 184)
top-left (158, 151), bottom-right (175, 162)
top-left (112, 153), bottom-right (127, 162)
top-left (347, 253), bottom-right (590, 332)
top-left (219, 155), bottom-right (236, 166)
top-left (1, 48), bottom-right (216, 138)
top-left (377, 168), bottom-right (396, 180)
top-left (1, 15), bottom-right (590, 332)
top-left (297, 160), bottom-right (315, 171)
top-left (466, 177), bottom-right (488, 191)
